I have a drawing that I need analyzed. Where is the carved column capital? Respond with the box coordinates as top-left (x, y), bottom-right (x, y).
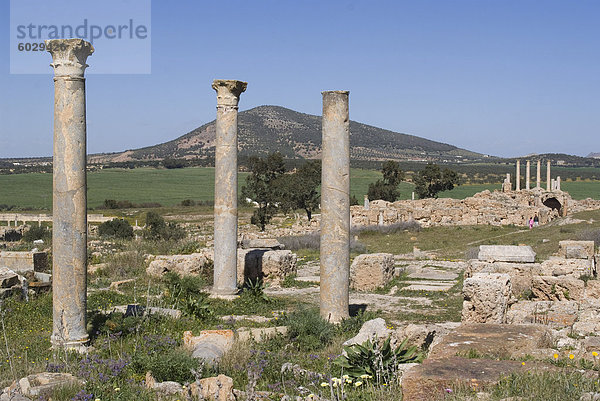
top-left (46, 39), bottom-right (94, 78)
top-left (212, 79), bottom-right (247, 107)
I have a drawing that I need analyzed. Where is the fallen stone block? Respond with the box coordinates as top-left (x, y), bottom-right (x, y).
top-left (506, 300), bottom-right (579, 328)
top-left (350, 253), bottom-right (394, 291)
top-left (465, 259), bottom-right (537, 297)
top-left (462, 273), bottom-right (512, 324)
top-left (183, 330), bottom-right (235, 364)
top-left (558, 240), bottom-right (595, 259)
top-left (240, 238), bottom-right (283, 249)
top-left (0, 267), bottom-right (19, 288)
top-left (427, 323), bottom-right (552, 361)
top-left (189, 374), bottom-right (235, 401)
top-left (146, 253), bottom-right (210, 277)
top-left (237, 249), bottom-right (296, 285)
top-left (343, 318), bottom-right (392, 346)
top-left (541, 258), bottom-right (595, 278)
top-left (0, 251), bottom-right (48, 274)
top-left (531, 276), bottom-right (585, 301)
top-left (17, 373), bottom-right (83, 398)
top-left (478, 245), bottom-right (535, 263)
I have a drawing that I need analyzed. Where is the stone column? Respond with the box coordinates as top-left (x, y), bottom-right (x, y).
top-left (212, 79), bottom-right (247, 295)
top-left (320, 90), bottom-right (350, 323)
top-left (536, 160), bottom-right (541, 188)
top-left (516, 160), bottom-right (520, 191)
top-left (363, 195), bottom-right (369, 210)
top-left (557, 176), bottom-right (561, 191)
top-left (526, 160), bottom-right (531, 190)
top-left (551, 179), bottom-right (556, 191)
top-left (546, 160), bottom-right (551, 191)
top-left (46, 39), bottom-right (94, 348)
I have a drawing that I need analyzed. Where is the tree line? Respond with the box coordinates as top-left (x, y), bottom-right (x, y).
top-left (242, 153), bottom-right (460, 231)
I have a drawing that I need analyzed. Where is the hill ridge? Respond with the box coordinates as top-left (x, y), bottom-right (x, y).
top-left (88, 105), bottom-right (483, 163)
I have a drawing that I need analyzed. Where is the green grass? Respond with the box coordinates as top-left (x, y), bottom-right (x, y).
top-left (359, 208), bottom-right (600, 260)
top-left (2, 167), bottom-right (599, 210)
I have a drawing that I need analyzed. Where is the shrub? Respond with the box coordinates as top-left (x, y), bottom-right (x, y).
top-left (143, 212), bottom-right (185, 241)
top-left (333, 337), bottom-right (423, 382)
top-left (98, 218), bottom-right (134, 239)
top-left (181, 199), bottom-right (196, 207)
top-left (22, 225), bottom-right (51, 243)
top-left (285, 308), bottom-right (335, 351)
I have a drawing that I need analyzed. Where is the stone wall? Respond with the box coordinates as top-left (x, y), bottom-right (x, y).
top-left (351, 189), bottom-right (600, 228)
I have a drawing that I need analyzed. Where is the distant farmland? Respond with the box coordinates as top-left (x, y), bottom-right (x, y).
top-left (0, 167), bottom-right (598, 210)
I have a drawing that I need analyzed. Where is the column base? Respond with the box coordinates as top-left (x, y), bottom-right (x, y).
top-left (210, 287), bottom-right (240, 300)
top-left (50, 335), bottom-right (90, 353)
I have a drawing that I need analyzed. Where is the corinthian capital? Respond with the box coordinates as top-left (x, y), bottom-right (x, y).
top-left (212, 79), bottom-right (247, 106)
top-left (46, 39), bottom-right (94, 78)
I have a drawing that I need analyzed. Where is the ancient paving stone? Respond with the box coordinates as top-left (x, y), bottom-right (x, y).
top-left (46, 38), bottom-right (94, 348)
top-left (0, 267), bottom-right (19, 288)
top-left (427, 323), bottom-right (552, 361)
top-left (401, 356), bottom-right (554, 401)
top-left (462, 273), bottom-right (512, 324)
top-left (17, 372), bottom-right (83, 398)
top-left (402, 282), bottom-right (454, 292)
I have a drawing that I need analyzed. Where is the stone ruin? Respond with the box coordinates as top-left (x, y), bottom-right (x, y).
top-left (351, 188), bottom-right (596, 228)
top-left (461, 242), bottom-right (600, 336)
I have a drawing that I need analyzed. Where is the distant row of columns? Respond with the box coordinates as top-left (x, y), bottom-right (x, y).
top-left (47, 39), bottom-right (351, 349)
top-left (513, 159), bottom-right (560, 192)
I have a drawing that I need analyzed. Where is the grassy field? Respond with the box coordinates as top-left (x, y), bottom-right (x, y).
top-left (0, 167), bottom-right (599, 210)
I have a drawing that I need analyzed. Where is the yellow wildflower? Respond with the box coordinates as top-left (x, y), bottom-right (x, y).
top-left (569, 354), bottom-right (575, 360)
top-left (553, 353), bottom-right (559, 359)
top-left (593, 351), bottom-right (598, 357)
top-left (354, 381), bottom-right (363, 387)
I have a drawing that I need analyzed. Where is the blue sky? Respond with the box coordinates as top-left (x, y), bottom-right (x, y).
top-left (1, 0), bottom-right (599, 158)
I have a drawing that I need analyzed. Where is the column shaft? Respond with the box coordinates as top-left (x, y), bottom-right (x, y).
top-left (516, 160), bottom-right (520, 191)
top-left (320, 90), bottom-right (350, 323)
top-left (546, 160), bottom-right (551, 191)
top-left (212, 80), bottom-right (246, 295)
top-left (47, 39), bottom-right (93, 348)
top-left (536, 160), bottom-right (541, 188)
top-left (526, 161), bottom-right (531, 190)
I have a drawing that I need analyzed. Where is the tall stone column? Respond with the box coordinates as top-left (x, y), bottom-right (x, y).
top-left (526, 160), bottom-right (531, 190)
top-left (320, 90), bottom-right (350, 323)
top-left (536, 160), bottom-right (541, 188)
top-left (212, 80), bottom-right (247, 295)
top-left (46, 39), bottom-right (93, 348)
top-left (516, 160), bottom-right (520, 191)
top-left (546, 160), bottom-right (551, 191)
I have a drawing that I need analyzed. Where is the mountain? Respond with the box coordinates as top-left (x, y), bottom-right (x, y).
top-left (587, 152), bottom-right (600, 159)
top-left (89, 105), bottom-right (483, 164)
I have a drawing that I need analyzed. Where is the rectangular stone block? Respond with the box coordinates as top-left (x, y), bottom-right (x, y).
top-left (531, 276), bottom-right (585, 301)
top-left (462, 273), bottom-right (512, 324)
top-left (558, 240), bottom-right (595, 259)
top-left (478, 245), bottom-right (536, 263)
top-left (237, 249), bottom-right (297, 286)
top-left (350, 253), bottom-right (395, 291)
top-left (0, 251), bottom-right (48, 274)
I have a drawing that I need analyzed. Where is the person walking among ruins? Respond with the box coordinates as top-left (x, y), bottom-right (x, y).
top-left (533, 214), bottom-right (539, 227)
top-left (529, 217), bottom-right (534, 229)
